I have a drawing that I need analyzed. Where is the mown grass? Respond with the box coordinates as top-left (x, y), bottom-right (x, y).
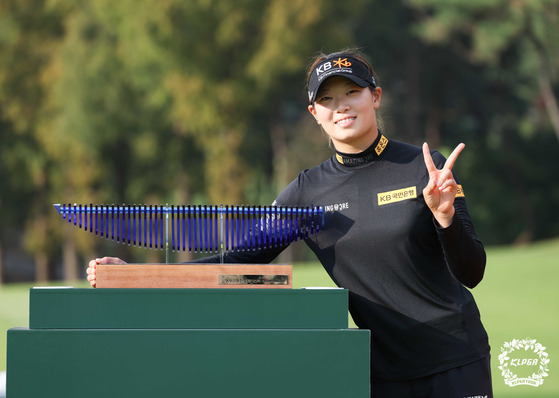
top-left (1, 239), bottom-right (558, 397)
top-left (473, 239), bottom-right (559, 397)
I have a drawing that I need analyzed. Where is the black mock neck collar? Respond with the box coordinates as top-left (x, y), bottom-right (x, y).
top-left (334, 132), bottom-right (388, 167)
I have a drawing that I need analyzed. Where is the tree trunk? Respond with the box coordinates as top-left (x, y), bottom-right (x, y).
top-left (525, 19), bottom-right (559, 141)
top-left (538, 71), bottom-right (559, 142)
top-left (63, 223), bottom-right (78, 281)
top-left (33, 214), bottom-right (49, 283)
top-left (0, 240), bottom-right (3, 285)
top-left (35, 251), bottom-right (49, 283)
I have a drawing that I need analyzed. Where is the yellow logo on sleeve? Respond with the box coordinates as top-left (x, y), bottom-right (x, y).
top-left (378, 186), bottom-right (417, 206)
top-left (456, 185), bottom-right (465, 197)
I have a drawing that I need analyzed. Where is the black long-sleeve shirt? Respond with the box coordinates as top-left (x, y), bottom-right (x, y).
top-left (195, 134), bottom-right (490, 381)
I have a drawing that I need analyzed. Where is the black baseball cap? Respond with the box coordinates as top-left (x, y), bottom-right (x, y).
top-left (308, 56), bottom-right (376, 103)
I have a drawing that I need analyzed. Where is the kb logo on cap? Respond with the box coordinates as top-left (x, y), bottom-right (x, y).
top-left (315, 58), bottom-right (352, 76)
top-left (308, 55), bottom-right (375, 103)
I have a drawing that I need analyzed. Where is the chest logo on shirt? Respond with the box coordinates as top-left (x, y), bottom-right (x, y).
top-left (378, 186), bottom-right (417, 206)
top-left (323, 202), bottom-right (350, 212)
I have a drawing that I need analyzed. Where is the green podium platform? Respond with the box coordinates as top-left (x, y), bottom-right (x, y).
top-left (7, 288), bottom-right (370, 397)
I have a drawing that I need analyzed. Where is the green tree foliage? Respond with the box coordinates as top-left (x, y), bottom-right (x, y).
top-left (0, 0), bottom-right (558, 282)
top-left (408, 0), bottom-right (559, 140)
top-left (0, 0), bottom-right (69, 281)
top-left (405, 0), bottom-right (559, 243)
top-left (0, 0), bottom-right (367, 278)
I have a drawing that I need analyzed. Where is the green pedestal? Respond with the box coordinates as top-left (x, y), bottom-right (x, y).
top-left (7, 288), bottom-right (370, 397)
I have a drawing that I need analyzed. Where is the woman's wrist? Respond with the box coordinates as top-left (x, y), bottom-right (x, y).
top-left (433, 208), bottom-right (455, 229)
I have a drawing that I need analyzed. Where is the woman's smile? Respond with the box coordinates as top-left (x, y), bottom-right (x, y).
top-left (335, 116), bottom-right (357, 127)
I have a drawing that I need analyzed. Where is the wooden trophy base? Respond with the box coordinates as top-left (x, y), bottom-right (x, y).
top-left (96, 263), bottom-right (292, 289)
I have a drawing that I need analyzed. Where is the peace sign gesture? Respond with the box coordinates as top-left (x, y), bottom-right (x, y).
top-left (422, 142), bottom-right (465, 228)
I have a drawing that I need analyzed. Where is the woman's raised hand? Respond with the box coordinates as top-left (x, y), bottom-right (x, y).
top-left (86, 256), bottom-right (127, 288)
top-left (422, 142), bottom-right (465, 228)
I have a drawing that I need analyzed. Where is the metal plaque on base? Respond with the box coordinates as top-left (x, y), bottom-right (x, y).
top-left (96, 263), bottom-right (292, 289)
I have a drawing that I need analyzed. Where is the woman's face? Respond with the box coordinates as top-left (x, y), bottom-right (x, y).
top-left (308, 76), bottom-right (382, 154)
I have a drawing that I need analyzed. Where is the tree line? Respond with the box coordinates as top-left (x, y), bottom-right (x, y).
top-left (1, 0), bottom-right (558, 283)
